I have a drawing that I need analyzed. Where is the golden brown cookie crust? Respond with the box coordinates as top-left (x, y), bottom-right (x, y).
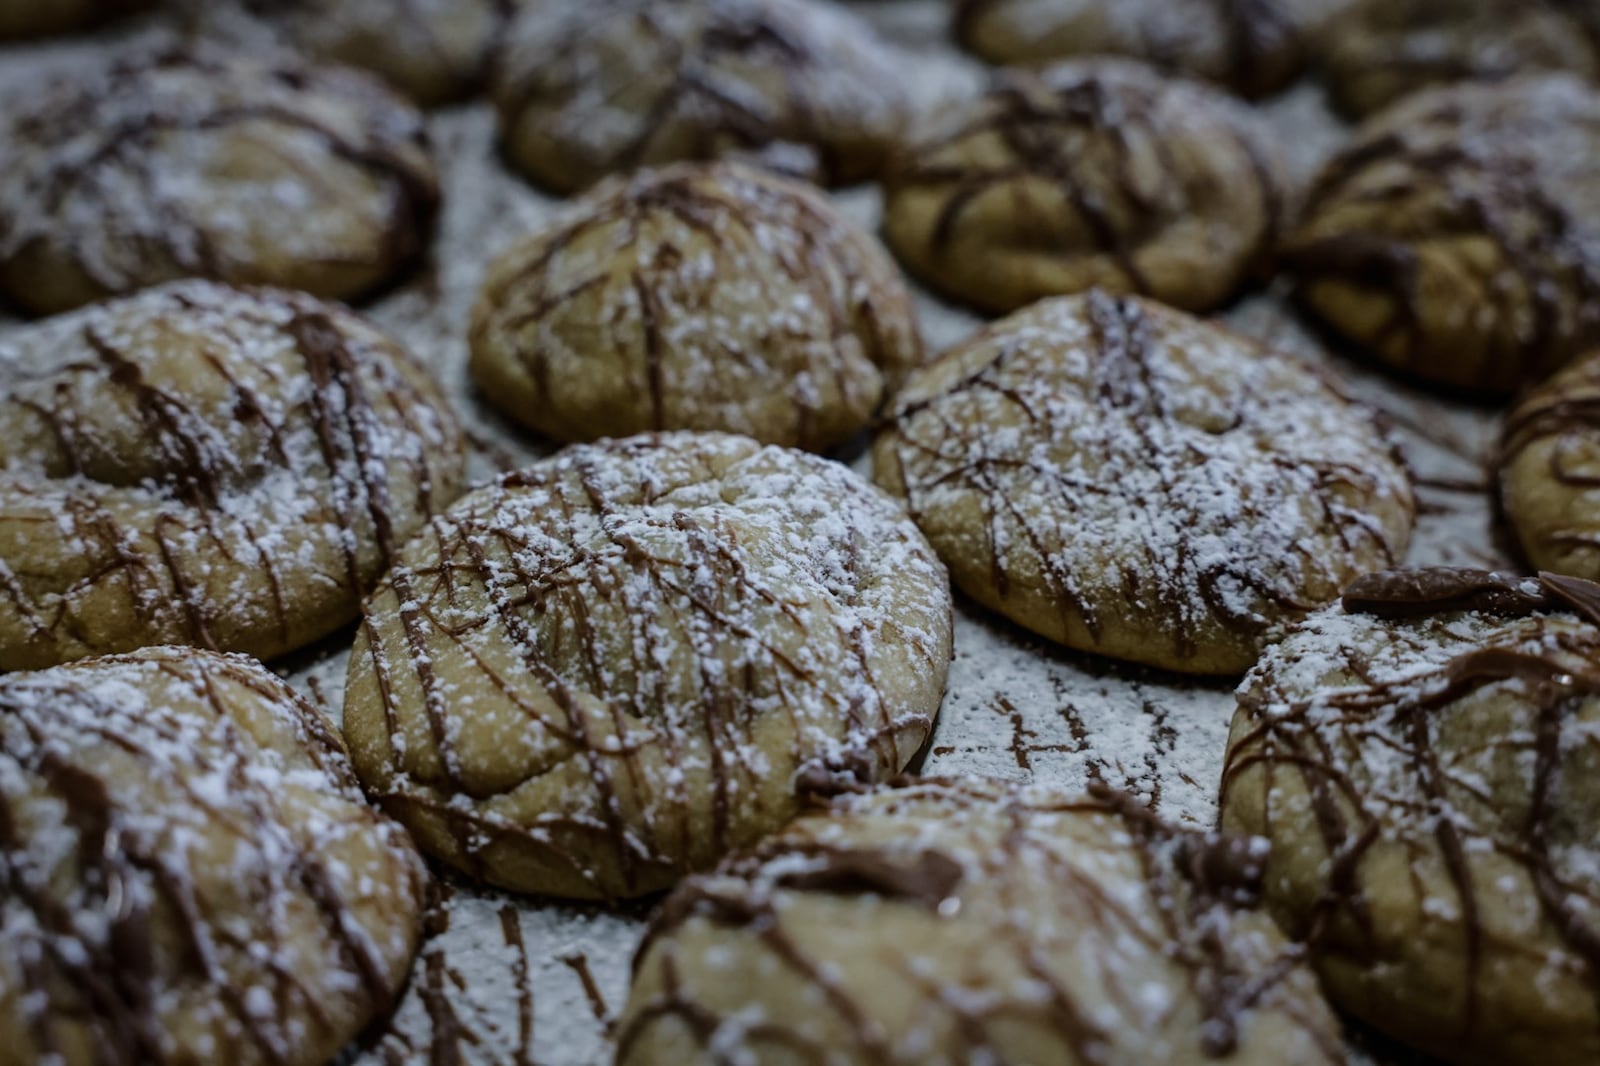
top-left (0, 280), bottom-right (467, 670)
top-left (1220, 569), bottom-right (1600, 1065)
top-left (469, 161), bottom-right (922, 451)
top-left (1283, 75), bottom-right (1600, 395)
top-left (619, 777), bottom-right (1345, 1065)
top-left (342, 432), bottom-right (953, 900)
top-left (0, 44), bottom-right (439, 316)
top-left (1500, 351), bottom-right (1600, 580)
top-left (491, 0), bottom-right (915, 194)
top-left (873, 291), bottom-right (1415, 675)
top-left (882, 60), bottom-right (1287, 316)
top-left (0, 646), bottom-right (428, 1066)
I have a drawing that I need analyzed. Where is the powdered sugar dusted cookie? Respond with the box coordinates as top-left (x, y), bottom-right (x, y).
top-left (492, 0), bottom-right (915, 194)
top-left (0, 280), bottom-right (467, 670)
top-left (1321, 0), bottom-right (1600, 117)
top-left (874, 291), bottom-right (1415, 675)
top-left (0, 45), bottom-right (439, 316)
top-left (0, 646), bottom-right (428, 1066)
top-left (618, 777), bottom-right (1344, 1065)
top-left (1283, 75), bottom-right (1600, 395)
top-left (1501, 351), bottom-right (1600, 582)
top-left (470, 162), bottom-right (922, 451)
top-left (882, 60), bottom-right (1287, 315)
top-left (1220, 567), bottom-right (1600, 1065)
top-left (953, 0), bottom-right (1331, 99)
top-left (342, 432), bottom-right (953, 900)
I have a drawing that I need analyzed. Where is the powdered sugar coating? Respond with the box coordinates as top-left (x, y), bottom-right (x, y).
top-left (0, 646), bottom-right (428, 1066)
top-left (1221, 602), bottom-right (1600, 1062)
top-left (0, 279), bottom-right (467, 669)
top-left (492, 0), bottom-right (918, 193)
top-left (875, 291), bottom-right (1416, 675)
top-left (469, 161), bottom-right (922, 451)
top-left (620, 776), bottom-right (1343, 1064)
top-left (343, 432), bottom-right (953, 900)
top-left (0, 42), bottom-right (438, 315)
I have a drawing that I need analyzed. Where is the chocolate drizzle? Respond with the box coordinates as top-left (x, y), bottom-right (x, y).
top-left (0, 647), bottom-right (427, 1066)
top-left (619, 777), bottom-right (1342, 1063)
top-left (1499, 348), bottom-right (1600, 571)
top-left (0, 280), bottom-right (466, 669)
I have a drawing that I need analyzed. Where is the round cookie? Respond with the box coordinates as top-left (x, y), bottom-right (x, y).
top-left (881, 61), bottom-right (1287, 316)
top-left (342, 432), bottom-right (953, 900)
top-left (1220, 567), bottom-right (1600, 1066)
top-left (952, 0), bottom-right (1333, 100)
top-left (0, 646), bottom-right (428, 1066)
top-left (470, 162), bottom-right (922, 451)
top-left (205, 0), bottom-right (509, 106)
top-left (1321, 0), bottom-right (1600, 118)
top-left (618, 777), bottom-right (1345, 1065)
top-left (0, 0), bottom-right (146, 38)
top-left (873, 291), bottom-right (1415, 675)
top-left (0, 280), bottom-right (467, 671)
top-left (492, 0), bottom-right (915, 194)
top-left (1500, 350), bottom-right (1600, 581)
top-left (1282, 75), bottom-right (1600, 395)
top-left (0, 45), bottom-right (439, 316)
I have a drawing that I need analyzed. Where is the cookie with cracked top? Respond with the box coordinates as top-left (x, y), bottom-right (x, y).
top-left (0, 646), bottom-right (428, 1066)
top-left (1500, 350), bottom-right (1600, 582)
top-left (1321, 0), bottom-right (1600, 118)
top-left (491, 0), bottom-right (916, 194)
top-left (1220, 566), bottom-right (1600, 1065)
top-left (0, 280), bottom-right (467, 670)
top-left (341, 431), bottom-right (953, 900)
top-left (1282, 75), bottom-right (1600, 395)
top-left (881, 60), bottom-right (1287, 316)
top-left (0, 44), bottom-right (439, 316)
top-left (873, 291), bottom-right (1415, 675)
top-left (952, 0), bottom-right (1335, 99)
top-left (618, 776), bottom-right (1344, 1065)
top-left (469, 161), bottom-right (922, 452)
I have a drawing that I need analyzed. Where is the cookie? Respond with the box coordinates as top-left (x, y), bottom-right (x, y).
top-left (1500, 350), bottom-right (1600, 581)
top-left (873, 291), bottom-right (1415, 675)
top-left (1282, 75), bottom-right (1600, 395)
top-left (342, 432), bottom-right (953, 900)
top-left (0, 45), bottom-right (439, 316)
top-left (881, 61), bottom-right (1286, 316)
top-left (492, 0), bottom-right (914, 194)
top-left (469, 162), bottom-right (922, 451)
top-left (0, 0), bottom-right (145, 38)
top-left (1219, 566), bottom-right (1600, 1065)
top-left (1321, 0), bottom-right (1600, 117)
top-left (0, 280), bottom-right (467, 671)
top-left (202, 0), bottom-right (508, 106)
top-left (952, 0), bottom-right (1330, 100)
top-left (618, 777), bottom-right (1344, 1065)
top-left (0, 646), bottom-right (428, 1066)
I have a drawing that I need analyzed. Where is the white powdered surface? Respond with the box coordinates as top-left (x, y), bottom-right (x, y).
top-left (0, 4), bottom-right (1500, 1063)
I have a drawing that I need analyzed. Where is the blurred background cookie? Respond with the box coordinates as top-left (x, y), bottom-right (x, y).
top-left (1321, 0), bottom-right (1600, 118)
top-left (470, 162), bottom-right (922, 451)
top-left (1500, 351), bottom-right (1600, 581)
top-left (1283, 75), bottom-right (1600, 395)
top-left (0, 646), bottom-right (428, 1066)
top-left (620, 777), bottom-right (1344, 1064)
top-left (874, 291), bottom-right (1415, 675)
top-left (1221, 567), bottom-right (1600, 1065)
top-left (952, 0), bottom-right (1338, 99)
top-left (0, 0), bottom-right (147, 39)
top-left (0, 281), bottom-right (466, 670)
top-left (492, 0), bottom-right (916, 193)
top-left (0, 44), bottom-right (439, 316)
top-left (883, 60), bottom-right (1287, 315)
top-left (343, 433), bottom-right (953, 900)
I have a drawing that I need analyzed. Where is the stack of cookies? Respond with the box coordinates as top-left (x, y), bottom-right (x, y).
top-left (1, 1), bottom-right (1597, 1064)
